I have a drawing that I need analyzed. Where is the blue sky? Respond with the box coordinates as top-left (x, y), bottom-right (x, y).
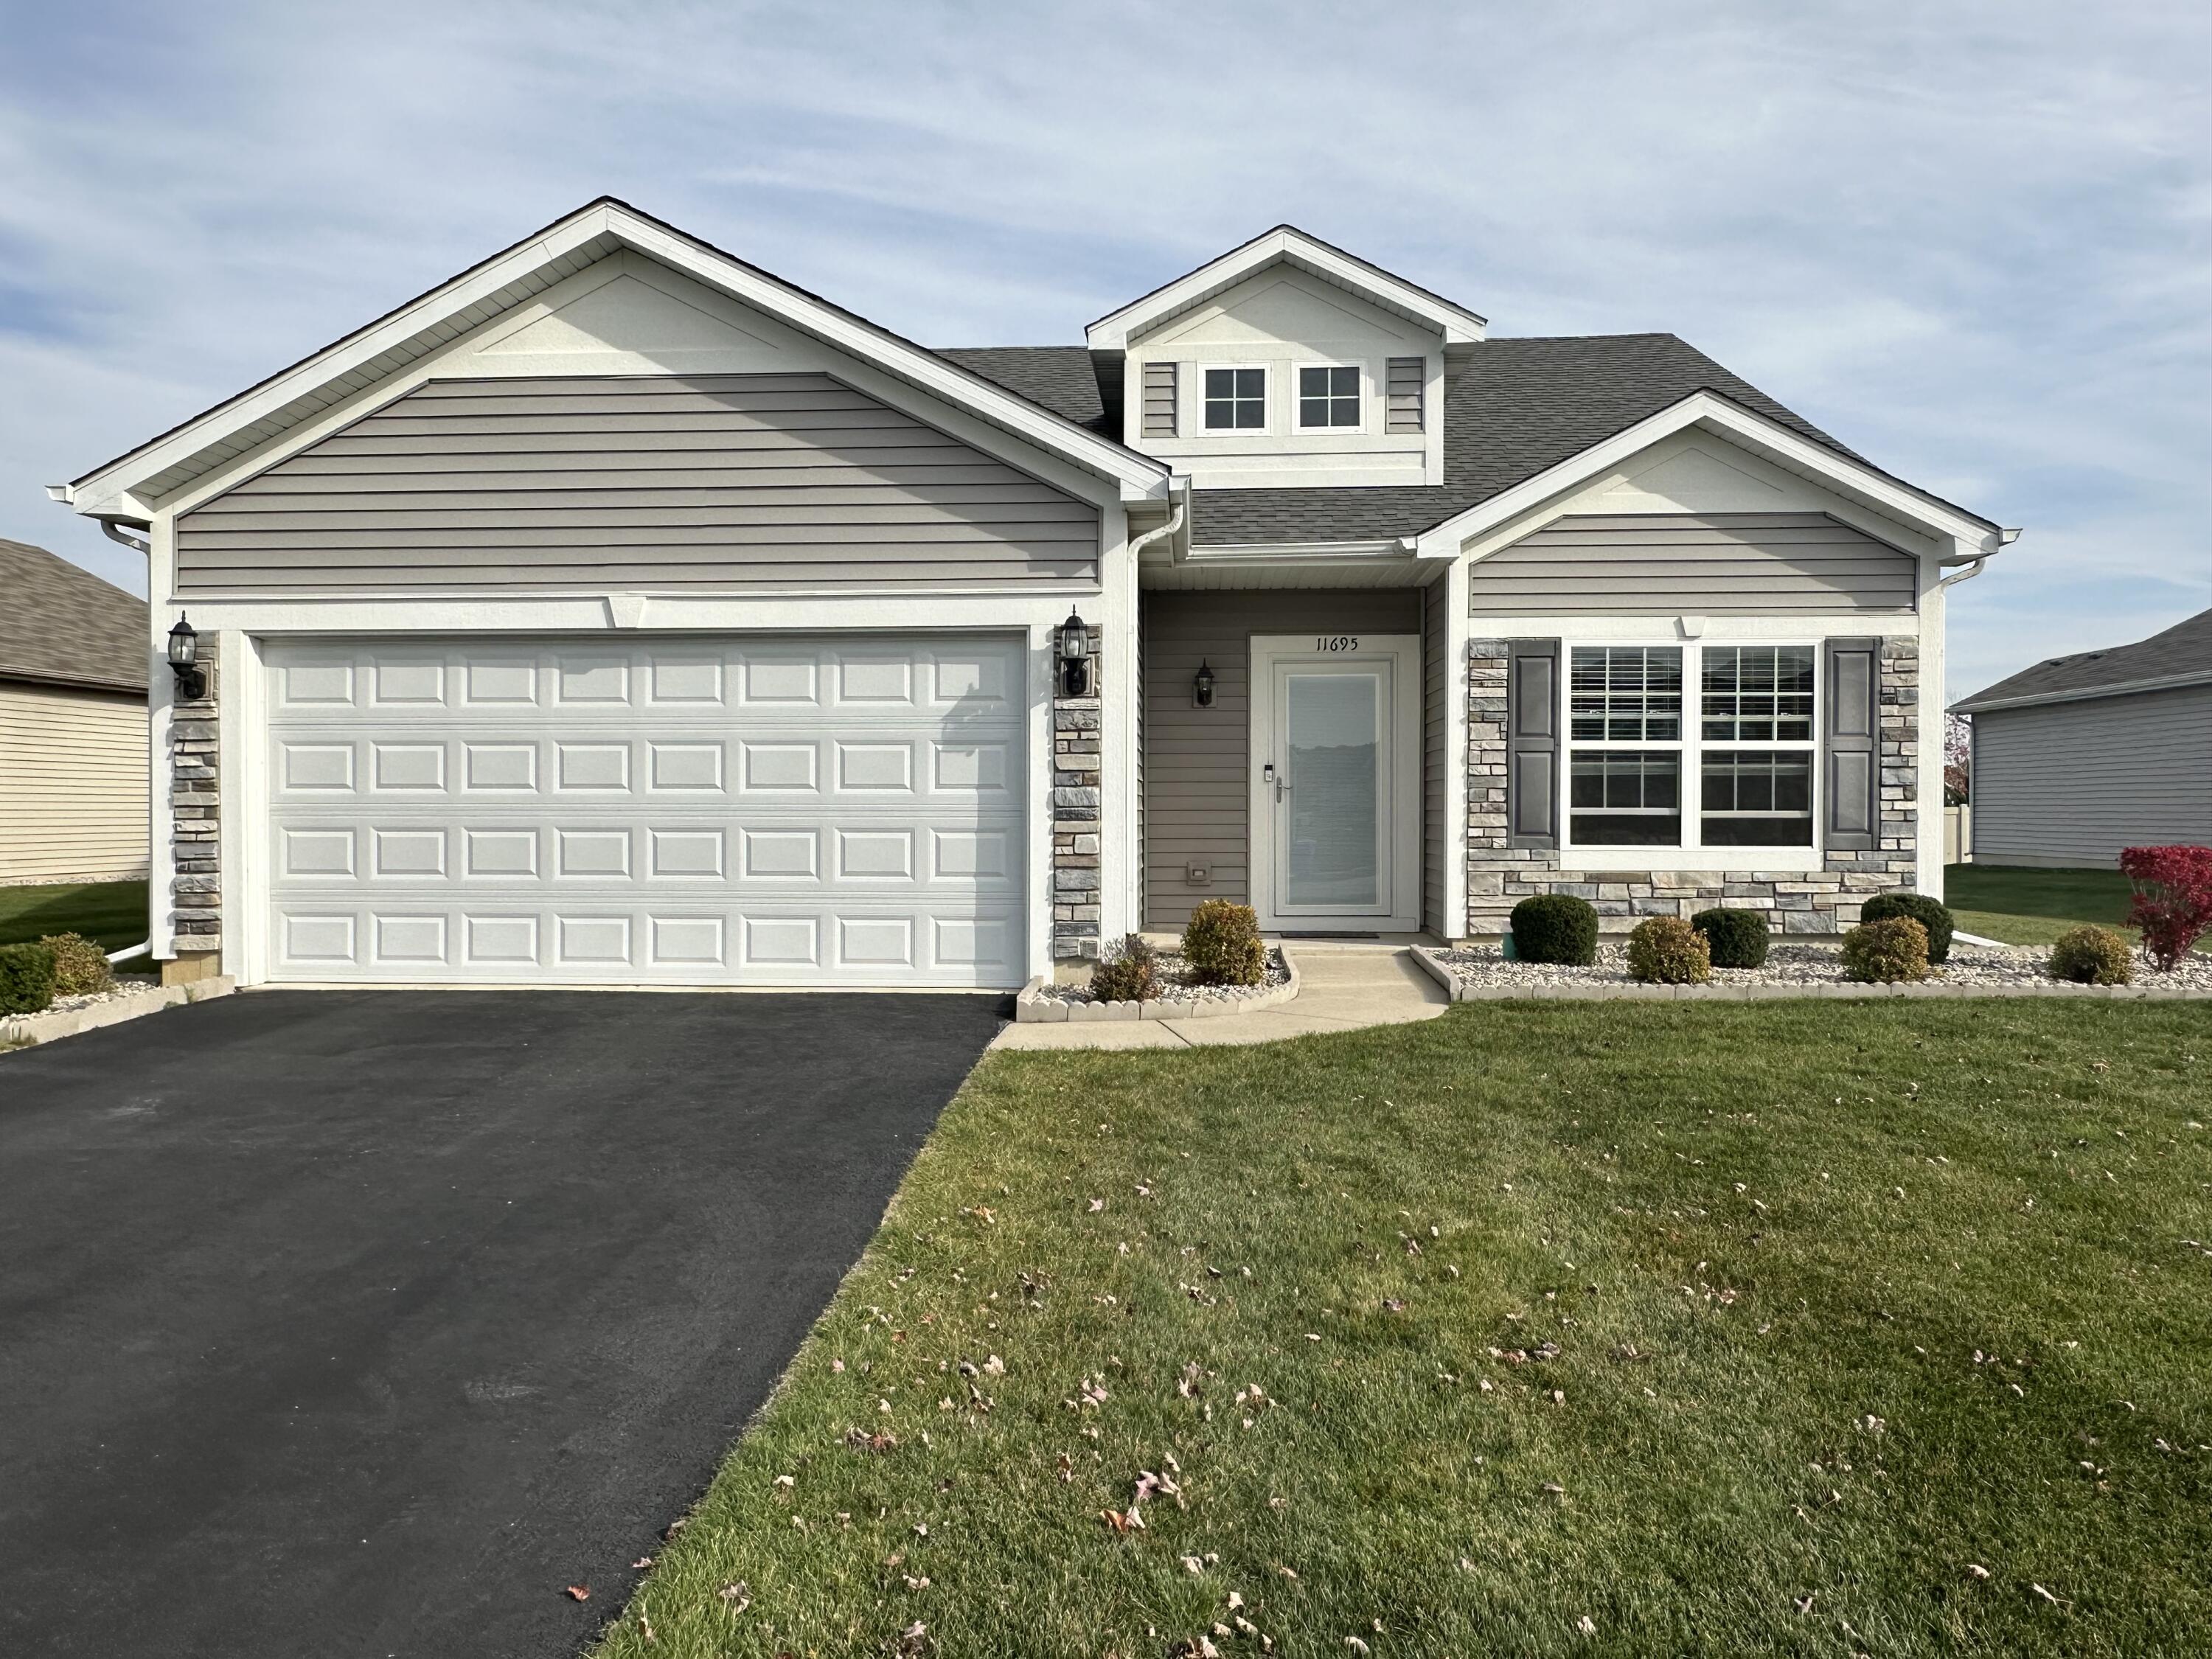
top-left (3, 0), bottom-right (2205, 698)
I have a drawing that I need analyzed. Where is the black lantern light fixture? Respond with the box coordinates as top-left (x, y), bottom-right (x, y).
top-left (1193, 659), bottom-right (1215, 706)
top-left (166, 613), bottom-right (207, 700)
top-left (1058, 607), bottom-right (1092, 697)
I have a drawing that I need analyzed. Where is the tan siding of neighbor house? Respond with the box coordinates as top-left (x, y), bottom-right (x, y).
top-left (1971, 684), bottom-right (2212, 869)
top-left (1141, 588), bottom-right (1422, 930)
top-left (175, 374), bottom-right (1100, 593)
top-left (1470, 512), bottom-right (1917, 614)
top-left (0, 679), bottom-right (150, 885)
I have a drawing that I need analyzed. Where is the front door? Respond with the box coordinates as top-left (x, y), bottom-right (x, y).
top-left (1249, 633), bottom-right (1421, 933)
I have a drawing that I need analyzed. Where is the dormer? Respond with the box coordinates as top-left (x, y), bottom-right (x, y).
top-left (1086, 226), bottom-right (1484, 491)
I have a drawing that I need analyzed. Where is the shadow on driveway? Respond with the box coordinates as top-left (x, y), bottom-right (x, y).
top-left (0, 988), bottom-right (1003, 1658)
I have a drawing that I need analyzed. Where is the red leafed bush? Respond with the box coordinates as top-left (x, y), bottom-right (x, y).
top-left (2118, 844), bottom-right (2212, 971)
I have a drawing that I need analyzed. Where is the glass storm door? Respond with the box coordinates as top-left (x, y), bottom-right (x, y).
top-left (1251, 635), bottom-right (1420, 931)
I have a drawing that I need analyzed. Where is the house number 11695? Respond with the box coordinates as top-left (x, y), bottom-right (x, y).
top-left (1313, 636), bottom-right (1360, 653)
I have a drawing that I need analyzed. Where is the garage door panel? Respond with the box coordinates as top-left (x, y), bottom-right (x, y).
top-left (263, 634), bottom-right (1028, 986)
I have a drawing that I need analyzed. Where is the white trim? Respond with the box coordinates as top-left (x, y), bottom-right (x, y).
top-left (69, 200), bottom-right (1169, 517)
top-left (1292, 361), bottom-right (1368, 434)
top-left (1248, 633), bottom-right (1423, 932)
top-left (1098, 502), bottom-right (1138, 942)
top-left (1441, 555), bottom-right (1470, 939)
top-left (1415, 392), bottom-right (2008, 558)
top-left (1086, 226), bottom-right (1486, 351)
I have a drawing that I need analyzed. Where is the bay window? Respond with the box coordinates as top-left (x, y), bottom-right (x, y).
top-left (1565, 641), bottom-right (1819, 852)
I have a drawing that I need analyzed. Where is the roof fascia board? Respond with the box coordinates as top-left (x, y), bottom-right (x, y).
top-left (69, 201), bottom-right (1168, 515)
top-left (1952, 667), bottom-right (2212, 714)
top-left (1086, 227), bottom-right (1486, 352)
top-left (1414, 392), bottom-right (2006, 558)
top-left (0, 666), bottom-right (147, 697)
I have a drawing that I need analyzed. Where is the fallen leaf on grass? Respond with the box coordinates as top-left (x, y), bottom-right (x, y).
top-left (1967, 1565), bottom-right (1991, 1581)
top-left (631, 1555), bottom-right (654, 1570)
top-left (717, 1580), bottom-right (751, 1610)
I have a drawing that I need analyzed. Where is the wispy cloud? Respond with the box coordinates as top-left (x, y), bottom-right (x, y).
top-left (3, 0), bottom-right (2206, 694)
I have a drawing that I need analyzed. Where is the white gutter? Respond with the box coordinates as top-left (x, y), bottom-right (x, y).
top-left (1954, 665), bottom-right (2212, 715)
top-left (1132, 476), bottom-right (1189, 561)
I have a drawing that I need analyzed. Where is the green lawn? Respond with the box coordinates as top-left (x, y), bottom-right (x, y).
top-left (1943, 863), bottom-right (2172, 950)
top-left (0, 880), bottom-right (150, 955)
top-left (598, 1003), bottom-right (2212, 1658)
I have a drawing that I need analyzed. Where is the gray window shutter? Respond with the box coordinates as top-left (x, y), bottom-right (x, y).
top-left (1141, 361), bottom-right (1178, 438)
top-left (1507, 640), bottom-right (1559, 847)
top-left (1824, 637), bottom-right (1879, 850)
top-left (1386, 357), bottom-right (1425, 434)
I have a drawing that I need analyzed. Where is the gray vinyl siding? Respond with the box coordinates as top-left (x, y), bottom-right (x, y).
top-left (1141, 588), bottom-right (1422, 931)
top-left (1141, 362), bottom-right (1178, 439)
top-left (1970, 685), bottom-right (2212, 869)
top-left (1470, 512), bottom-right (1916, 615)
top-left (1386, 358), bottom-right (1425, 434)
top-left (1422, 584), bottom-right (1449, 936)
top-left (175, 373), bottom-right (1099, 593)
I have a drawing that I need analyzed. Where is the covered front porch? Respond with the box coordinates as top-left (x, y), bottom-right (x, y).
top-left (1135, 559), bottom-right (1458, 942)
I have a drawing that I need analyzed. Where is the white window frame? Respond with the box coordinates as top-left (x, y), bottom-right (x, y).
top-left (1558, 636), bottom-right (1823, 866)
top-left (1198, 362), bottom-right (1270, 434)
top-left (1293, 361), bottom-right (1366, 432)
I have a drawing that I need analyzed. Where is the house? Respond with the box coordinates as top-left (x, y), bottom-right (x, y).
top-left (49, 199), bottom-right (2011, 990)
top-left (1952, 604), bottom-right (2212, 868)
top-left (0, 538), bottom-right (150, 887)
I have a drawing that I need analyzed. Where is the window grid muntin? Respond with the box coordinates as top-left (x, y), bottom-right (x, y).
top-left (1203, 366), bottom-right (1267, 431)
top-left (1562, 641), bottom-right (1820, 854)
top-left (1702, 645), bottom-right (1815, 742)
top-left (1570, 646), bottom-right (1683, 742)
top-left (1297, 364), bottom-right (1362, 429)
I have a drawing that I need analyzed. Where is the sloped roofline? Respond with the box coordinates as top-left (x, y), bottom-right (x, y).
top-left (1085, 224), bottom-right (1488, 352)
top-left (1411, 386), bottom-right (2008, 554)
top-left (56, 197), bottom-right (1169, 520)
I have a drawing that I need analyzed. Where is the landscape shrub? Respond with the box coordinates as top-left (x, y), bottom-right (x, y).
top-left (1181, 900), bottom-right (1266, 988)
top-left (1691, 906), bottom-right (1770, 970)
top-left (1088, 933), bottom-right (1163, 1003)
top-left (2049, 925), bottom-right (2132, 986)
top-left (0, 941), bottom-right (58, 1016)
top-left (1841, 916), bottom-right (1930, 984)
top-left (1509, 894), bottom-right (1599, 966)
top-left (2119, 844), bottom-right (2212, 970)
top-left (38, 932), bottom-right (114, 998)
top-left (1859, 892), bottom-right (1955, 964)
top-left (1627, 915), bottom-right (1711, 984)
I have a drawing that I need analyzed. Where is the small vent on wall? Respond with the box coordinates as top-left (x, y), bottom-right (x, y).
top-left (1142, 361), bottom-right (1178, 439)
top-left (1385, 358), bottom-right (1425, 434)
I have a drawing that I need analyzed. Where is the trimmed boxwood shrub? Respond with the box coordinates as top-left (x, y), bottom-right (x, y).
top-left (1842, 916), bottom-right (1930, 984)
top-left (1691, 906), bottom-right (1770, 970)
top-left (1089, 933), bottom-right (1163, 1002)
top-left (2050, 925), bottom-right (2132, 986)
top-left (1627, 915), bottom-right (1711, 984)
top-left (1510, 894), bottom-right (1598, 966)
top-left (39, 932), bottom-right (114, 998)
top-left (1860, 892), bottom-right (1954, 964)
top-left (0, 941), bottom-right (58, 1016)
top-left (1182, 900), bottom-right (1266, 988)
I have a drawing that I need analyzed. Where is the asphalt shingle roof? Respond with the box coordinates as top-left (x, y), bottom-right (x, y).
top-left (929, 333), bottom-right (1866, 546)
top-left (1954, 604), bottom-right (2212, 712)
top-left (0, 539), bottom-right (149, 695)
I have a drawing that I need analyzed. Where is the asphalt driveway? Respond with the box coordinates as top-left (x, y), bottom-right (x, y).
top-left (0, 988), bottom-right (1004, 1658)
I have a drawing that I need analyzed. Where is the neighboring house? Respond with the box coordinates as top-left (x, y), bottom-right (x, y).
top-left (0, 538), bottom-right (150, 886)
top-left (1952, 605), bottom-right (2212, 868)
top-left (50, 199), bottom-right (2012, 990)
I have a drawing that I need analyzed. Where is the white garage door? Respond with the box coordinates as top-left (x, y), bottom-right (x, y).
top-left (260, 635), bottom-right (1029, 987)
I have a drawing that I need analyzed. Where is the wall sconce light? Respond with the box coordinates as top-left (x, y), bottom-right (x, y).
top-left (1193, 660), bottom-right (1215, 706)
top-left (167, 614), bottom-right (208, 700)
top-left (1058, 608), bottom-right (1092, 697)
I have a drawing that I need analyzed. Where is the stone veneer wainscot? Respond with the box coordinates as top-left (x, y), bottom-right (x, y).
top-left (1052, 622), bottom-right (1104, 962)
top-left (1464, 636), bottom-right (1920, 935)
top-left (168, 641), bottom-right (223, 974)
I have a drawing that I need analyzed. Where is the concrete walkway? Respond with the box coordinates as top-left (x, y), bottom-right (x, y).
top-left (990, 945), bottom-right (1449, 1049)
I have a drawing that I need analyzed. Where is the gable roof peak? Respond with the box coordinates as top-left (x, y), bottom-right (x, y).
top-left (1085, 224), bottom-right (1486, 352)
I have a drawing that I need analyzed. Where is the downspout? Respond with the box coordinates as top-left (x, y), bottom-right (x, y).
top-left (1937, 527), bottom-right (2019, 591)
top-left (101, 518), bottom-right (152, 555)
top-left (1127, 474), bottom-right (1189, 560)
top-left (1118, 478), bottom-right (1185, 940)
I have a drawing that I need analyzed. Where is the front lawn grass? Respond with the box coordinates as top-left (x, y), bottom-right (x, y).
top-left (0, 879), bottom-right (149, 955)
top-left (1945, 862), bottom-right (2139, 948)
top-left (602, 1003), bottom-right (2212, 1658)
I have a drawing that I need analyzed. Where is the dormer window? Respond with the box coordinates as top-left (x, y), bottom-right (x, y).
top-left (1203, 367), bottom-right (1267, 430)
top-left (1297, 365), bottom-right (1363, 429)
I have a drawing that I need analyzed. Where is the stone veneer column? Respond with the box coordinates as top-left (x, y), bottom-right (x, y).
top-left (166, 641), bottom-right (223, 983)
top-left (1051, 622), bottom-right (1103, 964)
top-left (1462, 634), bottom-right (1921, 937)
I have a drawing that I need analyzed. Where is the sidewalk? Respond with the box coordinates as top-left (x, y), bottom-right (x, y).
top-left (988, 945), bottom-right (1449, 1050)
